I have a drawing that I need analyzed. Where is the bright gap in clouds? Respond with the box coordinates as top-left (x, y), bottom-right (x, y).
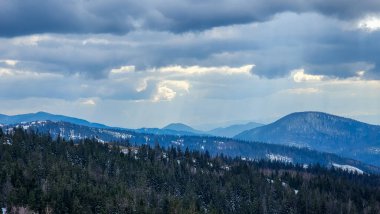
top-left (292, 69), bottom-right (325, 83)
top-left (0, 59), bottom-right (18, 66)
top-left (357, 15), bottom-right (380, 32)
top-left (81, 99), bottom-right (96, 106)
top-left (0, 61), bottom-right (379, 127)
top-left (158, 65), bottom-right (255, 75)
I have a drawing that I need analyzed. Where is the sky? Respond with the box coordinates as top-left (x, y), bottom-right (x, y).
top-left (0, 0), bottom-right (380, 129)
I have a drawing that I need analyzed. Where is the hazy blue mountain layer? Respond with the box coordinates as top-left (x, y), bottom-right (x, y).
top-left (208, 122), bottom-right (263, 137)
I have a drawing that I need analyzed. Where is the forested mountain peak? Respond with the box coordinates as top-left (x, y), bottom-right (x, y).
top-left (235, 111), bottom-right (380, 167)
top-left (163, 123), bottom-right (204, 134)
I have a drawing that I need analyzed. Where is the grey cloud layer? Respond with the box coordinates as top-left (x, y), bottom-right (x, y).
top-left (1, 0), bottom-right (380, 36)
top-left (1, 13), bottom-right (379, 79)
top-left (1, 1), bottom-right (380, 127)
top-left (0, 64), bottom-right (257, 101)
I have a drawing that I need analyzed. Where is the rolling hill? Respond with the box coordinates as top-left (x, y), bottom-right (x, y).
top-left (163, 123), bottom-right (205, 135)
top-left (235, 111), bottom-right (380, 167)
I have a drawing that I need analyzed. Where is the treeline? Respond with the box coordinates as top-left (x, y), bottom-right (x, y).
top-left (0, 128), bottom-right (380, 213)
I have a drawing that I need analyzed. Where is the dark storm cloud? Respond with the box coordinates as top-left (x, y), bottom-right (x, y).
top-left (1, 13), bottom-right (379, 80)
top-left (160, 0), bottom-right (380, 32)
top-left (1, 0), bottom-right (380, 36)
top-left (0, 0), bottom-right (138, 37)
top-left (301, 29), bottom-right (380, 79)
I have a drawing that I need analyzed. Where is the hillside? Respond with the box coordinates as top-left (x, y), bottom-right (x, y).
top-left (235, 111), bottom-right (380, 166)
top-left (0, 129), bottom-right (379, 213)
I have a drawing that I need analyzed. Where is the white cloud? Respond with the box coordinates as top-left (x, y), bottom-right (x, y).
top-left (153, 80), bottom-right (190, 102)
top-left (324, 78), bottom-right (380, 89)
top-left (81, 99), bottom-right (96, 105)
top-left (292, 69), bottom-right (325, 83)
top-left (154, 86), bottom-right (176, 102)
top-left (0, 62), bottom-right (379, 127)
top-left (0, 68), bottom-right (14, 76)
top-left (357, 15), bottom-right (380, 32)
top-left (356, 70), bottom-right (366, 77)
top-left (11, 35), bottom-right (50, 46)
top-left (82, 38), bottom-right (110, 45)
top-left (110, 65), bottom-right (136, 75)
top-left (161, 80), bottom-right (190, 92)
top-left (105, 64), bottom-right (255, 100)
top-left (158, 65), bottom-right (254, 75)
top-left (0, 59), bottom-right (18, 66)
top-left (136, 78), bottom-right (149, 92)
top-left (0, 68), bottom-right (62, 79)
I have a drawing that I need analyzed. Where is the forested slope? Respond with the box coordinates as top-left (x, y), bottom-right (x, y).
top-left (0, 128), bottom-right (380, 213)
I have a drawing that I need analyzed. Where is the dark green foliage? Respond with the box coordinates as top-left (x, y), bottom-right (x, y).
top-left (5, 120), bottom-right (380, 173)
top-left (0, 128), bottom-right (380, 213)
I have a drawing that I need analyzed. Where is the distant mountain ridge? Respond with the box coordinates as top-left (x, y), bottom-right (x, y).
top-left (235, 111), bottom-right (380, 166)
top-left (162, 122), bottom-right (264, 137)
top-left (0, 111), bottom-right (108, 128)
top-left (0, 112), bottom-right (263, 138)
top-left (3, 111), bottom-right (380, 168)
top-left (134, 127), bottom-right (205, 136)
top-left (208, 122), bottom-right (263, 137)
top-left (3, 120), bottom-right (379, 174)
top-left (163, 123), bottom-right (205, 135)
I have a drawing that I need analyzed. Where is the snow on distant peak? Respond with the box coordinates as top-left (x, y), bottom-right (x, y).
top-left (266, 154), bottom-right (293, 163)
top-left (332, 163), bottom-right (364, 174)
top-left (31, 120), bottom-right (48, 125)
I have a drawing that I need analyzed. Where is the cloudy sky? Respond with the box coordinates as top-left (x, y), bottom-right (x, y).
top-left (1, 0), bottom-right (380, 129)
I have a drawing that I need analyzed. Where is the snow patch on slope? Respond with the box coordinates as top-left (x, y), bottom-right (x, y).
top-left (266, 154), bottom-right (293, 163)
top-left (332, 163), bottom-right (364, 174)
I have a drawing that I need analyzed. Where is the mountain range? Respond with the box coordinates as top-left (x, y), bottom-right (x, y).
top-left (160, 122), bottom-right (264, 137)
top-left (235, 111), bottom-right (380, 167)
top-left (0, 111), bottom-right (108, 128)
top-left (2, 120), bottom-right (378, 174)
top-left (0, 112), bottom-right (259, 137)
top-left (1, 111), bottom-right (380, 173)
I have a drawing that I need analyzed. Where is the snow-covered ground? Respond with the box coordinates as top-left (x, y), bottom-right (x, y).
top-left (266, 154), bottom-right (293, 163)
top-left (171, 139), bottom-right (185, 146)
top-left (332, 163), bottom-right (364, 174)
top-left (100, 130), bottom-right (132, 139)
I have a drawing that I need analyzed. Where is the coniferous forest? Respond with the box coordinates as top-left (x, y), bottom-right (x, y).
top-left (1, 128), bottom-right (380, 213)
